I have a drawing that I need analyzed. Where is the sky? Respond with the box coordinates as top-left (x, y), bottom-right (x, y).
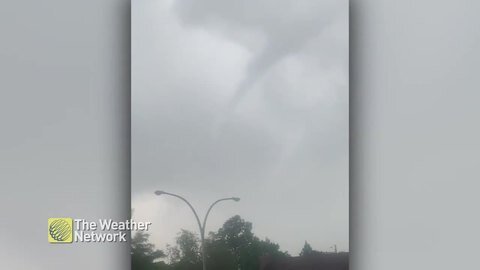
top-left (132, 0), bottom-right (348, 255)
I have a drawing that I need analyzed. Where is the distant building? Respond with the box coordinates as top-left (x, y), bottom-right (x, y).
top-left (259, 252), bottom-right (348, 270)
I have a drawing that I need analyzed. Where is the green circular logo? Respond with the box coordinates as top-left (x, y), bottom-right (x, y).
top-left (49, 219), bottom-right (71, 241)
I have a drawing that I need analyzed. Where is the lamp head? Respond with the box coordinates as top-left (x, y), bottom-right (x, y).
top-left (154, 190), bottom-right (165, 196)
top-left (232, 197), bottom-right (240, 202)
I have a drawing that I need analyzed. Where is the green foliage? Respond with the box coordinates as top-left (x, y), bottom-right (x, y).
top-left (204, 238), bottom-right (236, 270)
top-left (165, 244), bottom-right (181, 264)
top-left (133, 215), bottom-right (291, 270)
top-left (175, 229), bottom-right (201, 264)
top-left (207, 215), bottom-right (287, 270)
top-left (131, 232), bottom-right (166, 270)
top-left (168, 230), bottom-right (202, 270)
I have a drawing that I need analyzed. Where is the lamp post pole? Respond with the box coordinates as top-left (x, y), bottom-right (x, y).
top-left (154, 191), bottom-right (240, 270)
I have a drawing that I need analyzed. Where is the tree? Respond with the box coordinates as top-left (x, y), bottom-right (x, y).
top-left (176, 229), bottom-right (201, 264)
top-left (216, 215), bottom-right (254, 256)
top-left (164, 215), bottom-right (289, 270)
top-left (210, 215), bottom-right (287, 270)
top-left (300, 241), bottom-right (314, 256)
top-left (204, 236), bottom-right (236, 270)
top-left (131, 231), bottom-right (166, 270)
top-left (166, 244), bottom-right (181, 264)
top-left (169, 229), bottom-right (202, 270)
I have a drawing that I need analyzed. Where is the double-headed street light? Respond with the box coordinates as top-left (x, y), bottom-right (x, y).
top-left (154, 190), bottom-right (240, 270)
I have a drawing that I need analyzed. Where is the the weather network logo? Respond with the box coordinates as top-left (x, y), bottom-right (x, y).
top-left (48, 218), bottom-right (73, 243)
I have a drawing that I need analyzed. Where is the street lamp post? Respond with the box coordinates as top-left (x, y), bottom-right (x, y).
top-left (154, 190), bottom-right (240, 270)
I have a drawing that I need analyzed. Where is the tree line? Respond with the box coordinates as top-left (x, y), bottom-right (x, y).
top-left (132, 215), bottom-right (329, 270)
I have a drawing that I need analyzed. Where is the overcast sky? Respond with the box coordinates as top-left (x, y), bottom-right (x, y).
top-left (132, 0), bottom-right (348, 254)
